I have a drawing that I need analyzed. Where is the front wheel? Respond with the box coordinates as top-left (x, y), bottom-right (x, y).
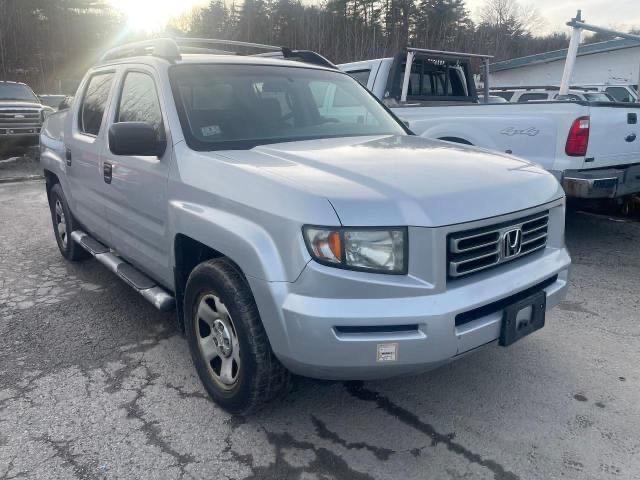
top-left (49, 183), bottom-right (90, 261)
top-left (184, 258), bottom-right (290, 414)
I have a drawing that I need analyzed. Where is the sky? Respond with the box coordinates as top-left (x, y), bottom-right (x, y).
top-left (105, 0), bottom-right (640, 37)
top-left (466, 0), bottom-right (640, 36)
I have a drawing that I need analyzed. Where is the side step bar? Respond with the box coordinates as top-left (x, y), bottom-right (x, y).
top-left (70, 230), bottom-right (175, 312)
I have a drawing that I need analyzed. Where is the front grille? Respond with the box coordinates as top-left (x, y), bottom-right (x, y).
top-left (448, 210), bottom-right (549, 279)
top-left (0, 109), bottom-right (41, 129)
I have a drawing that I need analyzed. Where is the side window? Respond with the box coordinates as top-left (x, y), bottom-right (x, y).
top-left (79, 72), bottom-right (115, 136)
top-left (517, 93), bottom-right (549, 102)
top-left (117, 72), bottom-right (163, 130)
top-left (605, 87), bottom-right (631, 102)
top-left (347, 69), bottom-right (371, 86)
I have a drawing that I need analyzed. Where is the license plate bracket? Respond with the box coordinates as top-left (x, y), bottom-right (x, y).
top-left (499, 290), bottom-right (546, 347)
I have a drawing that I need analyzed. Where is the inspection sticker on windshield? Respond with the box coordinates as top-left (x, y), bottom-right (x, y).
top-left (201, 125), bottom-right (221, 137)
top-left (377, 343), bottom-right (398, 362)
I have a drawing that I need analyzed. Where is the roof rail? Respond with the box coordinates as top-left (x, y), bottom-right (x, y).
top-left (406, 47), bottom-right (493, 60)
top-left (100, 38), bottom-right (181, 62)
top-left (99, 37), bottom-right (337, 69)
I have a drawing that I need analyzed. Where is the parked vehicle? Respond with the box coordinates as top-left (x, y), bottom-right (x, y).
top-left (477, 94), bottom-right (508, 104)
top-left (573, 84), bottom-right (639, 103)
top-left (491, 87), bottom-right (615, 103)
top-left (0, 81), bottom-right (53, 156)
top-left (339, 48), bottom-right (640, 201)
top-left (38, 94), bottom-right (68, 111)
top-left (41, 38), bottom-right (570, 414)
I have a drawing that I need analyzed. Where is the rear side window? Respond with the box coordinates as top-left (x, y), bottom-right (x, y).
top-left (347, 69), bottom-right (371, 86)
top-left (117, 72), bottom-right (163, 130)
top-left (517, 93), bottom-right (548, 102)
top-left (79, 73), bottom-right (115, 136)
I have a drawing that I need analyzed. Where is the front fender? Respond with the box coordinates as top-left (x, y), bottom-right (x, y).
top-left (168, 200), bottom-right (310, 283)
top-left (40, 112), bottom-right (72, 200)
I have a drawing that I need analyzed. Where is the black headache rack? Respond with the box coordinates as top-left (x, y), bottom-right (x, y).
top-left (384, 47), bottom-right (493, 104)
top-left (99, 37), bottom-right (337, 69)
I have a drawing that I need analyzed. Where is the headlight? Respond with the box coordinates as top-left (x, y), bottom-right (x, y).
top-left (302, 226), bottom-right (407, 274)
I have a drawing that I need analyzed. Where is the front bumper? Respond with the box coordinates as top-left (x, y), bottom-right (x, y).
top-left (561, 164), bottom-right (640, 199)
top-left (0, 129), bottom-right (40, 148)
top-left (249, 202), bottom-right (570, 380)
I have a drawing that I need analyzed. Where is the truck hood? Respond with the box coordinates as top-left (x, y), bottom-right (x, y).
top-left (0, 100), bottom-right (42, 109)
top-left (220, 135), bottom-right (564, 227)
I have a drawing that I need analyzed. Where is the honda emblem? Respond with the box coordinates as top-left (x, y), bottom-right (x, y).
top-left (503, 228), bottom-right (522, 259)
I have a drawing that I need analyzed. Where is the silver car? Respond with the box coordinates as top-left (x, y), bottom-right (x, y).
top-left (40, 39), bottom-right (571, 414)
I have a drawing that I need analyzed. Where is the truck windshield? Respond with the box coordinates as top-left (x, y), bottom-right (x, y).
top-left (170, 64), bottom-right (407, 150)
top-left (0, 83), bottom-right (38, 102)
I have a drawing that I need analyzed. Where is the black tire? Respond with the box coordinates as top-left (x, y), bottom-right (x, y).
top-left (49, 183), bottom-right (91, 261)
top-left (184, 258), bottom-right (290, 414)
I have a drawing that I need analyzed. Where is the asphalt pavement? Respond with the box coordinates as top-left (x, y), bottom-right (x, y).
top-left (1, 180), bottom-right (639, 480)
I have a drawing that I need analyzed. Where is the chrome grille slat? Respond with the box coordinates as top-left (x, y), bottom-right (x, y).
top-left (522, 232), bottom-right (547, 245)
top-left (451, 247), bottom-right (501, 265)
top-left (521, 221), bottom-right (548, 235)
top-left (450, 236), bottom-right (500, 254)
top-left (448, 211), bottom-right (549, 279)
top-left (521, 242), bottom-right (546, 255)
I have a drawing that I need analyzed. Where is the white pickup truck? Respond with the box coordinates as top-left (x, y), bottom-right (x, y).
top-left (339, 48), bottom-right (640, 201)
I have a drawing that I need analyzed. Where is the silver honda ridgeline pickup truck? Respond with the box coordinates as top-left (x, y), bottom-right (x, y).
top-left (40, 39), bottom-right (570, 414)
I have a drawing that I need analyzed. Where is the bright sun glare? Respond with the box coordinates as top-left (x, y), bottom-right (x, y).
top-left (108, 0), bottom-right (208, 32)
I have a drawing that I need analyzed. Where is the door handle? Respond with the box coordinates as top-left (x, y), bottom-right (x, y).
top-left (626, 133), bottom-right (637, 143)
top-left (103, 162), bottom-right (112, 184)
top-left (65, 148), bottom-right (72, 166)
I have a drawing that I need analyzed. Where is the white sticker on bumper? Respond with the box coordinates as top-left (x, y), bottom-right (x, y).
top-left (377, 343), bottom-right (398, 362)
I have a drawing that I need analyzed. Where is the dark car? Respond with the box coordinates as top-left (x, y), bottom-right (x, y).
top-left (0, 81), bottom-right (53, 156)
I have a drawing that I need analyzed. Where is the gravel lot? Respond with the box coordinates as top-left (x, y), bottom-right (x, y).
top-left (1, 180), bottom-right (639, 480)
top-left (0, 151), bottom-right (42, 183)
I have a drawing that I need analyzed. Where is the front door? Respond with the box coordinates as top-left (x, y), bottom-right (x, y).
top-left (100, 68), bottom-right (173, 287)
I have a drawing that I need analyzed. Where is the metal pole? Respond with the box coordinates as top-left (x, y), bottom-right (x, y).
top-left (400, 50), bottom-right (415, 103)
top-left (560, 11), bottom-right (583, 96)
top-left (483, 58), bottom-right (490, 103)
top-left (565, 21), bottom-right (640, 43)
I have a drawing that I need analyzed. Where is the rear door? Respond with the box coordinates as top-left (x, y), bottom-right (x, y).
top-left (65, 69), bottom-right (116, 244)
top-left (585, 105), bottom-right (640, 168)
top-left (100, 66), bottom-right (173, 286)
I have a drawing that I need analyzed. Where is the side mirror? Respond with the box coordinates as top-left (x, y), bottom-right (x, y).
top-left (58, 97), bottom-right (73, 110)
top-left (108, 122), bottom-right (166, 157)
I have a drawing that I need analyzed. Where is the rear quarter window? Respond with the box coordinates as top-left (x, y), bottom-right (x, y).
top-left (347, 69), bottom-right (371, 86)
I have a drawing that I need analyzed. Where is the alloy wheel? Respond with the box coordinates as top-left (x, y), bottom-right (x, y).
top-left (195, 293), bottom-right (241, 389)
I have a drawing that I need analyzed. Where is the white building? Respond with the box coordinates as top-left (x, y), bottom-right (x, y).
top-left (489, 38), bottom-right (640, 89)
